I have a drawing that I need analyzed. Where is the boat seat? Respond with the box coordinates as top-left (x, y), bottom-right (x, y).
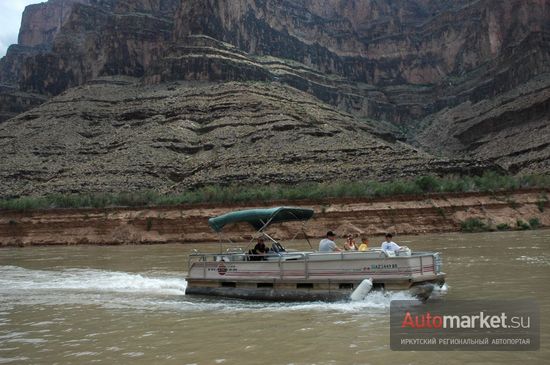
top-left (265, 253), bottom-right (304, 261)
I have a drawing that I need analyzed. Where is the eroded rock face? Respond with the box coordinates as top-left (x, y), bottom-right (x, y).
top-left (415, 75), bottom-right (550, 175)
top-left (0, 0), bottom-right (548, 194)
top-left (18, 0), bottom-right (180, 95)
top-left (18, 0), bottom-right (93, 48)
top-left (0, 0), bottom-right (92, 88)
top-left (173, 0), bottom-right (547, 84)
top-left (0, 85), bottom-right (46, 123)
top-left (0, 77), bottom-right (491, 198)
top-left (0, 0), bottom-right (87, 122)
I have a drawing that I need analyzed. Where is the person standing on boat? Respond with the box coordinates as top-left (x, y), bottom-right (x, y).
top-left (319, 231), bottom-right (342, 252)
top-left (380, 233), bottom-right (401, 252)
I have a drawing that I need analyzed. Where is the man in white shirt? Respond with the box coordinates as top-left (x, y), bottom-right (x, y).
top-left (319, 231), bottom-right (342, 252)
top-left (381, 233), bottom-right (401, 252)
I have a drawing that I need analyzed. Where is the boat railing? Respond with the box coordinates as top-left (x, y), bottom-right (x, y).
top-left (188, 250), bottom-right (442, 279)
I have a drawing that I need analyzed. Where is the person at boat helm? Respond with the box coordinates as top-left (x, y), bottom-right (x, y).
top-left (249, 237), bottom-right (269, 261)
top-left (319, 231), bottom-right (342, 252)
top-left (253, 237), bottom-right (268, 254)
top-left (380, 233), bottom-right (401, 252)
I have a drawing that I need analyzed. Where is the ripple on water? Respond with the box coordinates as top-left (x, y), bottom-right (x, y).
top-left (0, 357), bottom-right (30, 364)
top-left (6, 338), bottom-right (47, 344)
top-left (68, 351), bottom-right (100, 358)
top-left (515, 255), bottom-right (549, 265)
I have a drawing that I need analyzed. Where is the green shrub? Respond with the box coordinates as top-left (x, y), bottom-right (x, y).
top-left (528, 218), bottom-right (540, 229)
top-left (415, 175), bottom-right (440, 193)
top-left (507, 198), bottom-right (520, 209)
top-left (496, 223), bottom-right (511, 231)
top-left (460, 218), bottom-right (489, 232)
top-left (435, 207), bottom-right (446, 218)
top-left (516, 220), bottom-right (530, 230)
top-left (537, 195), bottom-right (547, 212)
top-left (473, 172), bottom-right (519, 192)
top-left (1, 172), bottom-right (549, 211)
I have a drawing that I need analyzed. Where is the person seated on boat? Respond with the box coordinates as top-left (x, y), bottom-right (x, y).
top-left (380, 233), bottom-right (401, 252)
top-left (358, 234), bottom-right (369, 251)
top-left (319, 231), bottom-right (342, 252)
top-left (344, 234), bottom-right (357, 251)
top-left (249, 237), bottom-right (268, 260)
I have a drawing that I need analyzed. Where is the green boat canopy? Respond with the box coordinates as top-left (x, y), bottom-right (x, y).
top-left (208, 207), bottom-right (314, 232)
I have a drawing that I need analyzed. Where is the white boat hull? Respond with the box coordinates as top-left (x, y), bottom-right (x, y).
top-left (186, 250), bottom-right (446, 301)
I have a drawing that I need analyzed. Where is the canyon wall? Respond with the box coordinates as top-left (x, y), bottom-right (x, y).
top-left (0, 0), bottom-right (548, 196)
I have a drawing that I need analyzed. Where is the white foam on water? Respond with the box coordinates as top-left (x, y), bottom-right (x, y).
top-left (0, 265), bottom-right (423, 314)
top-left (515, 256), bottom-right (549, 265)
top-left (429, 283), bottom-right (449, 299)
top-left (96, 286), bottom-right (420, 314)
top-left (0, 266), bottom-right (187, 296)
top-left (243, 289), bottom-right (420, 314)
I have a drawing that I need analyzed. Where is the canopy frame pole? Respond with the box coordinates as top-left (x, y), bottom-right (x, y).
top-left (262, 231), bottom-right (278, 245)
top-left (258, 215), bottom-right (277, 233)
top-left (245, 211), bottom-right (283, 252)
top-left (287, 210), bottom-right (306, 240)
top-left (301, 221), bottom-right (313, 250)
top-left (218, 233), bottom-right (236, 254)
top-left (244, 218), bottom-right (269, 251)
top-left (287, 210), bottom-right (312, 250)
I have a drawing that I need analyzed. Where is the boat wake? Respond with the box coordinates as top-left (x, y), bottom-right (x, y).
top-left (0, 265), bottom-right (187, 296)
top-left (0, 265), bottom-right (429, 314)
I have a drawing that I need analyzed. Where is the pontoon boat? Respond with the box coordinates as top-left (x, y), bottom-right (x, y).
top-left (185, 207), bottom-right (446, 301)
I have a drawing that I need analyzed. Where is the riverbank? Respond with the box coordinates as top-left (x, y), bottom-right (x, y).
top-left (0, 189), bottom-right (548, 246)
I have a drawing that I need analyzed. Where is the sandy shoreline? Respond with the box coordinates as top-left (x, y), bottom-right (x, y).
top-left (0, 189), bottom-right (548, 247)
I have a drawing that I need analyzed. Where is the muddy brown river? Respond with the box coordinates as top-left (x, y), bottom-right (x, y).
top-left (1, 230), bottom-right (549, 364)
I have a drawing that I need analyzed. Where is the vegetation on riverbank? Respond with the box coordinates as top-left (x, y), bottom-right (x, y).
top-left (1, 172), bottom-right (549, 211)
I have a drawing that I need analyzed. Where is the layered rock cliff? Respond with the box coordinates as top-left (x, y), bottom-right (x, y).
top-left (0, 0), bottom-right (180, 116)
top-left (0, 0), bottom-right (548, 197)
top-left (0, 76), bottom-right (490, 197)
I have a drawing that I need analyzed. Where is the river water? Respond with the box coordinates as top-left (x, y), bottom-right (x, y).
top-left (0, 230), bottom-right (549, 364)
